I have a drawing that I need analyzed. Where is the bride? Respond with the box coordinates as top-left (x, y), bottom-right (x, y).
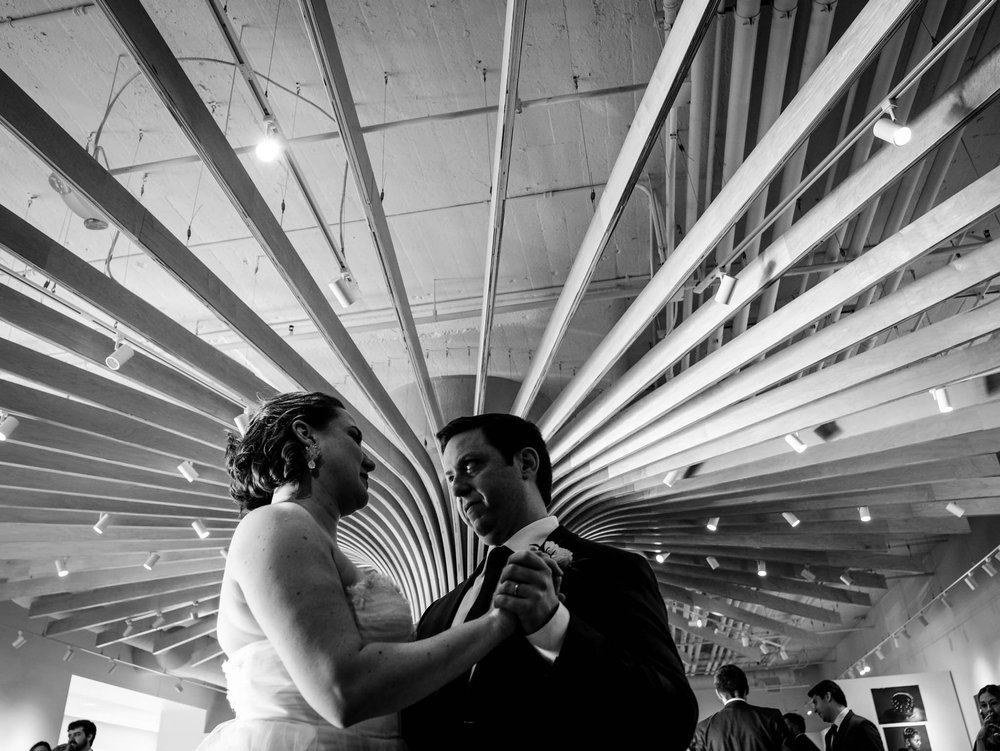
top-left (197, 392), bottom-right (514, 750)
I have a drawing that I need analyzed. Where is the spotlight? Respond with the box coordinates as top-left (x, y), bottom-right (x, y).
top-left (152, 610), bottom-right (167, 629)
top-left (707, 517), bottom-right (720, 532)
top-left (714, 273), bottom-right (737, 305)
top-left (801, 567), bottom-right (816, 582)
top-left (122, 619), bottom-right (135, 637)
top-left (255, 119), bottom-right (283, 162)
top-left (759, 643), bottom-right (770, 655)
top-left (757, 560), bottom-right (767, 577)
top-left (0, 414), bottom-right (20, 441)
top-left (782, 512), bottom-right (801, 528)
top-left (11, 630), bottom-right (27, 649)
top-left (654, 553), bottom-right (667, 564)
top-left (983, 561), bottom-right (997, 577)
top-left (945, 502), bottom-right (965, 517)
top-left (901, 626), bottom-right (911, 639)
top-left (839, 572), bottom-right (854, 587)
top-left (859, 660), bottom-right (871, 675)
top-left (780, 648), bottom-right (789, 661)
top-left (220, 548), bottom-right (229, 560)
top-left (784, 432), bottom-right (807, 453)
top-left (143, 552), bottom-right (160, 570)
top-left (741, 633), bottom-right (750, 648)
top-left (859, 506), bottom-right (872, 523)
top-left (965, 574), bottom-right (977, 590)
top-left (191, 519), bottom-right (210, 539)
top-left (63, 646), bottom-right (75, 662)
top-left (873, 117), bottom-right (912, 146)
top-left (234, 412), bottom-right (250, 435)
top-left (107, 659), bottom-right (118, 675)
top-left (329, 270), bottom-right (360, 308)
top-left (662, 469), bottom-right (681, 487)
top-left (178, 460), bottom-right (199, 483)
top-left (918, 613), bottom-right (930, 628)
top-left (930, 387), bottom-right (953, 413)
top-left (875, 646), bottom-right (885, 660)
top-left (940, 593), bottom-right (952, 610)
top-left (105, 340), bottom-right (135, 370)
top-left (93, 512), bottom-right (112, 535)
top-left (174, 681), bottom-right (184, 694)
top-left (706, 556), bottom-right (720, 570)
top-left (55, 558), bottom-right (69, 578)
top-left (892, 634), bottom-right (900, 648)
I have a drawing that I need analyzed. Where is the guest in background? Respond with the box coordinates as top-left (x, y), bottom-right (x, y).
top-left (65, 720), bottom-right (96, 751)
top-left (689, 663), bottom-right (791, 750)
top-left (975, 684), bottom-right (1000, 751)
top-left (28, 743), bottom-right (52, 751)
top-left (783, 712), bottom-right (820, 751)
top-left (808, 680), bottom-right (883, 751)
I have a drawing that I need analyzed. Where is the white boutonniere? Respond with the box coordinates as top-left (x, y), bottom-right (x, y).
top-left (537, 540), bottom-right (574, 571)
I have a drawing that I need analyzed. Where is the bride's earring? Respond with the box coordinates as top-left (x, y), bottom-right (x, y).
top-left (306, 441), bottom-right (321, 472)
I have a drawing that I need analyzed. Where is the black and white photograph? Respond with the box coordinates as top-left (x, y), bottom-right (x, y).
top-left (884, 724), bottom-right (932, 751)
top-left (872, 686), bottom-right (928, 725)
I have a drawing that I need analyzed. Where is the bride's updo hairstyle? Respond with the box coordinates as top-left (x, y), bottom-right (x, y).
top-left (226, 391), bottom-right (345, 514)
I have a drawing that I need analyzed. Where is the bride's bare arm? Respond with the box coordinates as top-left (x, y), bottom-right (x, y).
top-left (230, 503), bottom-right (512, 727)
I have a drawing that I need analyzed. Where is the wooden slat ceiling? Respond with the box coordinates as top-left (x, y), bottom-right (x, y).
top-left (0, 0), bottom-right (998, 686)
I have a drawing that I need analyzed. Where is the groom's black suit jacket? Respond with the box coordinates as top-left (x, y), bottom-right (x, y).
top-left (401, 525), bottom-right (697, 750)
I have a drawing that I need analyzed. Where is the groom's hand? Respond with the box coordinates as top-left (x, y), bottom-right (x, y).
top-left (494, 550), bottom-right (560, 634)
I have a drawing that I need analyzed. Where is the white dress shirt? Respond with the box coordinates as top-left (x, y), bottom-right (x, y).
top-left (451, 515), bottom-right (570, 663)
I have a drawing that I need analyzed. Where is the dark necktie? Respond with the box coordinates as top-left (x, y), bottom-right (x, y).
top-left (464, 546), bottom-right (512, 622)
top-left (825, 724), bottom-right (837, 751)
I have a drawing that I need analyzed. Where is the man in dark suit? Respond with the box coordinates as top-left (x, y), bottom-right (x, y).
top-left (783, 712), bottom-right (821, 751)
top-left (401, 413), bottom-right (697, 750)
top-left (689, 664), bottom-right (792, 750)
top-left (808, 679), bottom-right (885, 751)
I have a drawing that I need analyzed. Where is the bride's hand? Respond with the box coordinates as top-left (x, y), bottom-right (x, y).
top-left (487, 602), bottom-right (518, 636)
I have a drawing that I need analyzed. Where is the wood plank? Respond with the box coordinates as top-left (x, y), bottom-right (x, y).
top-left (0, 537), bottom-right (231, 559)
top-left (43, 583), bottom-right (224, 635)
top-left (0, 284), bottom-right (240, 423)
top-left (0, 506), bottom-right (236, 530)
top-left (0, 549), bottom-right (224, 580)
top-left (0, 381), bottom-right (225, 469)
top-left (30, 572), bottom-right (224, 617)
top-left (678, 590), bottom-right (828, 645)
top-left (0, 557), bottom-right (225, 600)
top-left (152, 615), bottom-right (218, 655)
top-left (95, 599), bottom-right (219, 647)
top-left (672, 622), bottom-right (761, 659)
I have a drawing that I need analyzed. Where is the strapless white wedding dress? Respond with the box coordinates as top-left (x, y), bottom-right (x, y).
top-left (197, 570), bottom-right (414, 750)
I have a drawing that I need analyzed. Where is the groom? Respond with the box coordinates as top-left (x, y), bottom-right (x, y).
top-left (402, 413), bottom-right (697, 750)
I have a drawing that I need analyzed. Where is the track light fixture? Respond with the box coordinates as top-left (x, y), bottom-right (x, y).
top-left (178, 460), bottom-right (199, 483)
top-left (220, 548), bottom-right (229, 560)
top-left (901, 626), bottom-right (911, 639)
top-left (255, 119), bottom-right (283, 162)
top-left (741, 632), bottom-right (750, 648)
top-left (800, 566), bottom-right (816, 582)
top-left (965, 574), bottom-right (977, 590)
top-left (93, 512), bottom-right (112, 535)
top-left (930, 386), bottom-right (953, 413)
top-left (174, 681), bottom-right (184, 694)
top-left (143, 552), bottom-right (160, 570)
top-left (329, 270), bottom-right (360, 308)
top-left (918, 613), bottom-right (930, 627)
top-left (782, 512), bottom-right (800, 528)
top-left (107, 659), bottom-right (118, 675)
top-left (63, 646), bottom-right (75, 662)
top-left (12, 630), bottom-right (27, 649)
top-left (714, 272), bottom-right (737, 305)
top-left (859, 660), bottom-right (871, 675)
top-left (983, 561), bottom-right (997, 577)
top-left (757, 560), bottom-right (767, 577)
top-left (706, 556), bottom-right (720, 570)
top-left (859, 506), bottom-right (872, 523)
top-left (780, 648), bottom-right (789, 661)
top-left (759, 643), bottom-right (770, 655)
top-left (191, 519), bottom-right (210, 539)
top-left (55, 558), bottom-right (69, 578)
top-left (105, 333), bottom-right (135, 371)
top-left (654, 552), bottom-right (668, 564)
top-left (875, 646), bottom-right (885, 660)
top-left (707, 517), bottom-right (720, 532)
top-left (940, 593), bottom-right (952, 610)
top-left (152, 610), bottom-right (167, 629)
top-left (122, 619), bottom-right (135, 637)
top-left (840, 572), bottom-right (854, 587)
top-left (0, 413), bottom-right (19, 441)
top-left (662, 468), bottom-right (681, 487)
top-left (945, 502), bottom-right (965, 518)
top-left (892, 634), bottom-right (901, 648)
top-left (873, 99), bottom-right (912, 146)
top-left (784, 432), bottom-right (807, 453)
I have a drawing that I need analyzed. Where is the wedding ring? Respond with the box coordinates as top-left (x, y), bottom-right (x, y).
top-left (513, 582), bottom-right (519, 596)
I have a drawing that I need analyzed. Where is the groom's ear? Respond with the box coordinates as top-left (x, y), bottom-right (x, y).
top-left (515, 447), bottom-right (539, 479)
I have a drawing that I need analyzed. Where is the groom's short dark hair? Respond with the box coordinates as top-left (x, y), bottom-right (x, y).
top-left (437, 413), bottom-right (552, 506)
top-left (714, 664), bottom-right (749, 697)
top-left (808, 679), bottom-right (846, 706)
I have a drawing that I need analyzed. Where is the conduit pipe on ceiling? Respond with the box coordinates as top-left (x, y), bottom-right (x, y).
top-left (540, 0), bottom-right (923, 452)
top-left (729, 0), bottom-right (798, 338)
top-left (508, 0), bottom-right (719, 418)
top-left (705, 0), bottom-right (760, 354)
top-left (753, 0), bottom-right (838, 328)
top-left (546, 42), bottom-right (1000, 471)
top-left (704, 16), bottom-right (724, 229)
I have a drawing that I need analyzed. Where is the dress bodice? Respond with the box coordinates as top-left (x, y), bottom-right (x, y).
top-left (199, 569), bottom-right (413, 750)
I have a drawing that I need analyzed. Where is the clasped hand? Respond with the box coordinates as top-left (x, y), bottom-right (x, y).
top-left (492, 550), bottom-right (563, 634)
